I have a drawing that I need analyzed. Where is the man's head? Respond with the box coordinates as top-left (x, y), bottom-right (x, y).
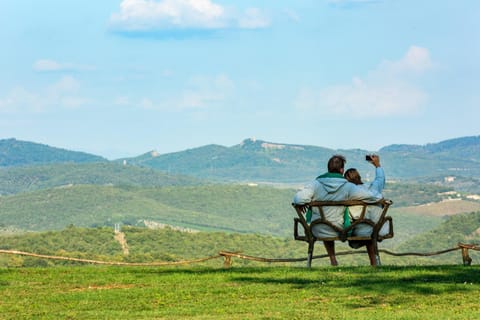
top-left (327, 154), bottom-right (346, 174)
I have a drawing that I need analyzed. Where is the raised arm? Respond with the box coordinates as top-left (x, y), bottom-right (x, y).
top-left (368, 155), bottom-right (385, 195)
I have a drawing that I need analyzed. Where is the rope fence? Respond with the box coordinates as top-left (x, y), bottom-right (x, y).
top-left (0, 249), bottom-right (221, 266)
top-left (1, 243), bottom-right (479, 267)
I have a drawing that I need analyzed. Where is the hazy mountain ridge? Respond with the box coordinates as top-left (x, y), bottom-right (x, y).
top-left (0, 138), bottom-right (106, 166)
top-left (120, 136), bottom-right (480, 182)
top-left (0, 162), bottom-right (202, 195)
top-left (1, 135), bottom-right (480, 183)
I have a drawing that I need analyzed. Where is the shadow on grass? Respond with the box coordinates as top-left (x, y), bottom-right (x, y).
top-left (228, 265), bottom-right (480, 295)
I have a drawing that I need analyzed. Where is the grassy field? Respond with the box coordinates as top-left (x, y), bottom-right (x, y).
top-left (1, 265), bottom-right (479, 319)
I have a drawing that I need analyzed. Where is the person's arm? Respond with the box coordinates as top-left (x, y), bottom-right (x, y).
top-left (348, 182), bottom-right (383, 202)
top-left (292, 181), bottom-right (317, 205)
top-left (369, 167), bottom-right (385, 194)
top-left (367, 155), bottom-right (385, 194)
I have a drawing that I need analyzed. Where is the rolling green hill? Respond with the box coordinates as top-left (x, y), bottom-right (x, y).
top-left (118, 135), bottom-right (480, 182)
top-left (0, 162), bottom-right (202, 195)
top-left (2, 216), bottom-right (479, 268)
top-left (116, 138), bottom-right (372, 182)
top-left (0, 226), bottom-right (307, 267)
top-left (0, 184), bottom-right (296, 235)
top-left (0, 138), bottom-right (106, 166)
top-left (3, 135), bottom-right (480, 183)
top-left (0, 181), bottom-right (463, 238)
top-left (398, 211), bottom-right (480, 253)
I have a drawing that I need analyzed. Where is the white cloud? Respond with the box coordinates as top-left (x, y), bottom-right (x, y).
top-left (282, 9), bottom-right (300, 23)
top-left (0, 76), bottom-right (89, 113)
top-left (114, 96), bottom-right (131, 106)
top-left (129, 73), bottom-right (234, 111)
top-left (0, 87), bottom-right (39, 113)
top-left (33, 59), bottom-right (95, 72)
top-left (378, 45), bottom-right (433, 76)
top-left (294, 46), bottom-right (433, 118)
top-left (109, 0), bottom-right (270, 32)
top-left (238, 8), bottom-right (270, 29)
top-left (48, 76), bottom-right (80, 93)
top-left (33, 59), bottom-right (63, 72)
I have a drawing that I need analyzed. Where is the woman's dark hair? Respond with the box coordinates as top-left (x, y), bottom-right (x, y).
top-left (344, 168), bottom-right (363, 185)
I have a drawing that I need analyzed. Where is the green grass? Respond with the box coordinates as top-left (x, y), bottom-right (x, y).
top-left (1, 265), bottom-right (479, 319)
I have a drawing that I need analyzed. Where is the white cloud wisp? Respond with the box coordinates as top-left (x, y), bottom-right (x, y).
top-left (0, 76), bottom-right (89, 113)
top-left (33, 59), bottom-right (95, 72)
top-left (294, 46), bottom-right (433, 118)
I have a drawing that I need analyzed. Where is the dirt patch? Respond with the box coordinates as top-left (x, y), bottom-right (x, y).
top-left (114, 231), bottom-right (129, 255)
top-left (70, 284), bottom-right (136, 292)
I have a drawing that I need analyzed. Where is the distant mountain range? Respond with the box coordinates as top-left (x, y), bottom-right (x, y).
top-left (1, 136), bottom-right (479, 247)
top-left (0, 138), bottom-right (106, 166)
top-left (1, 135), bottom-right (480, 183)
top-left (117, 136), bottom-right (480, 182)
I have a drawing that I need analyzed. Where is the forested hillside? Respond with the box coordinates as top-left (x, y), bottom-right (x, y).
top-left (0, 162), bottom-right (202, 195)
top-left (2, 135), bottom-right (480, 183)
top-left (117, 135), bottom-right (480, 182)
top-left (0, 184), bottom-right (295, 235)
top-left (0, 138), bottom-right (105, 166)
top-left (0, 182), bottom-right (468, 237)
top-left (398, 211), bottom-right (480, 253)
top-left (2, 214), bottom-right (479, 268)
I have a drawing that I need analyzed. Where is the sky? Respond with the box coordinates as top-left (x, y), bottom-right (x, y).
top-left (1, 0), bottom-right (479, 159)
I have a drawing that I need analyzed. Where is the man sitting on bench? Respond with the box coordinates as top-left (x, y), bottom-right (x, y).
top-left (292, 154), bottom-right (385, 266)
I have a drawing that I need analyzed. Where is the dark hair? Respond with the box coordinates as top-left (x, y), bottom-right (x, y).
top-left (344, 168), bottom-right (363, 185)
top-left (327, 154), bottom-right (346, 174)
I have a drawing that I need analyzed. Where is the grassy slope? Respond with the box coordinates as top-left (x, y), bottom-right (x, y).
top-left (0, 184), bottom-right (296, 235)
top-left (1, 265), bottom-right (479, 319)
top-left (0, 181), bottom-right (460, 235)
top-left (0, 162), bottom-right (201, 195)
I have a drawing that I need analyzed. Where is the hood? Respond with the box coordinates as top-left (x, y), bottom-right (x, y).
top-left (317, 177), bottom-right (348, 194)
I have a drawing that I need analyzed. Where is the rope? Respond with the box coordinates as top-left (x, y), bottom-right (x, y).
top-left (218, 251), bottom-right (309, 263)
top-left (220, 243), bottom-right (480, 264)
top-left (379, 247), bottom-right (461, 257)
top-left (0, 249), bottom-right (221, 266)
top-left (1, 243), bottom-right (479, 266)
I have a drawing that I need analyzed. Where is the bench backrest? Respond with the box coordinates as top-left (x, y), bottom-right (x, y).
top-left (292, 199), bottom-right (393, 242)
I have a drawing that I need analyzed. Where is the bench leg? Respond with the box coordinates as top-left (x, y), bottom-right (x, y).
top-left (307, 241), bottom-right (314, 268)
top-left (373, 241), bottom-right (381, 266)
top-left (462, 247), bottom-right (472, 266)
top-left (366, 240), bottom-right (381, 266)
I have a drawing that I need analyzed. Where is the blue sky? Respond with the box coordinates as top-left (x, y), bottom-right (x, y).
top-left (1, 0), bottom-right (479, 159)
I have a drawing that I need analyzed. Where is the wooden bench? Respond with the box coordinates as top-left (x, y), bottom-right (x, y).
top-left (292, 199), bottom-right (394, 267)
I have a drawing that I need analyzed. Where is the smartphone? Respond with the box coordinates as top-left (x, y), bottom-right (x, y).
top-left (366, 155), bottom-right (373, 161)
